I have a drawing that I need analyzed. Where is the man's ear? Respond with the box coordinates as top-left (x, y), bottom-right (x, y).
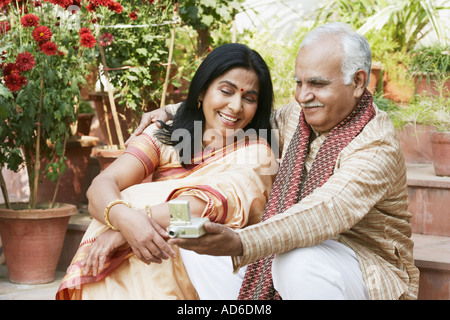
top-left (353, 69), bottom-right (368, 98)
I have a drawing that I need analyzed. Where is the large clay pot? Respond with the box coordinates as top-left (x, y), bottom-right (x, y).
top-left (430, 131), bottom-right (450, 176)
top-left (383, 71), bottom-right (414, 104)
top-left (413, 73), bottom-right (450, 96)
top-left (0, 203), bottom-right (77, 284)
top-left (368, 64), bottom-right (382, 94)
top-left (397, 124), bottom-right (435, 164)
top-left (92, 145), bottom-right (125, 170)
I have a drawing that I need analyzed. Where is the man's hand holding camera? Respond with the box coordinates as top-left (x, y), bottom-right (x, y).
top-left (166, 200), bottom-right (244, 257)
top-left (168, 221), bottom-right (244, 257)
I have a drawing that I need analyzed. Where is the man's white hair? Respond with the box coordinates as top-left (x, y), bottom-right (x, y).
top-left (300, 22), bottom-right (372, 86)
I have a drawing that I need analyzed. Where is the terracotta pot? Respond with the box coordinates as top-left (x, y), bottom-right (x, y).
top-left (414, 73), bottom-right (450, 96)
top-left (0, 203), bottom-right (77, 284)
top-left (368, 64), bottom-right (382, 94)
top-left (38, 135), bottom-right (99, 206)
top-left (397, 124), bottom-right (435, 164)
top-left (430, 131), bottom-right (450, 176)
top-left (76, 113), bottom-right (95, 136)
top-left (92, 145), bottom-right (125, 170)
top-left (383, 71), bottom-right (414, 103)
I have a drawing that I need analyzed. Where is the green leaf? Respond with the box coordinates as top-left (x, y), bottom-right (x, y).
top-left (0, 84), bottom-right (14, 100)
top-left (185, 6), bottom-right (200, 21)
top-left (125, 74), bottom-right (139, 81)
top-left (216, 5), bottom-right (231, 21)
top-left (201, 15), bottom-right (214, 27)
top-left (201, 0), bottom-right (217, 8)
top-left (136, 48), bottom-right (148, 56)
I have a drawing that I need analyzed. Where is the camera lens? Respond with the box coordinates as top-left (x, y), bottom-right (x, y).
top-left (169, 230), bottom-right (177, 238)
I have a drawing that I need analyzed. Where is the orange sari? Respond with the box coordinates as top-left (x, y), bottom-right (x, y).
top-left (56, 125), bottom-right (278, 300)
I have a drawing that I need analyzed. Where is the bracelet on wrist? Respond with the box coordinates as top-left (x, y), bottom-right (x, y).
top-left (145, 204), bottom-right (152, 218)
top-left (104, 200), bottom-right (133, 231)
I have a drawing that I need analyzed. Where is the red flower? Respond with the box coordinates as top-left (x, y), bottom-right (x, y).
top-left (15, 52), bottom-right (35, 72)
top-left (78, 27), bottom-right (92, 35)
top-left (0, 21), bottom-right (11, 35)
top-left (129, 11), bottom-right (137, 21)
top-left (80, 33), bottom-right (96, 48)
top-left (20, 14), bottom-right (40, 27)
top-left (0, 0), bottom-right (12, 9)
top-left (99, 32), bottom-right (113, 46)
top-left (46, 0), bottom-right (73, 8)
top-left (40, 41), bottom-right (58, 55)
top-left (89, 0), bottom-right (110, 6)
top-left (2, 62), bottom-right (18, 77)
top-left (108, 1), bottom-right (123, 13)
top-left (86, 2), bottom-right (96, 12)
top-left (32, 25), bottom-right (52, 43)
top-left (4, 72), bottom-right (27, 92)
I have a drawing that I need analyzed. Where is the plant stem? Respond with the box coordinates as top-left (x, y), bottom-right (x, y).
top-left (160, 10), bottom-right (177, 108)
top-left (0, 169), bottom-right (11, 209)
top-left (31, 71), bottom-right (45, 209)
top-left (50, 129), bottom-right (68, 209)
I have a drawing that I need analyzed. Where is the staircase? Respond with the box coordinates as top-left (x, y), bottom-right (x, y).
top-left (407, 163), bottom-right (450, 300)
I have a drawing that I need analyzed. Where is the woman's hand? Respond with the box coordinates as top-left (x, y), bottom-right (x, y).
top-left (125, 107), bottom-right (172, 146)
top-left (82, 228), bottom-right (127, 276)
top-left (115, 207), bottom-right (176, 264)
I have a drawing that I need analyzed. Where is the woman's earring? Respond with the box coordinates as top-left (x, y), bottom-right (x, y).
top-left (198, 100), bottom-right (202, 109)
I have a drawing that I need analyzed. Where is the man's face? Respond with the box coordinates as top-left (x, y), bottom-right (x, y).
top-left (294, 37), bottom-right (360, 133)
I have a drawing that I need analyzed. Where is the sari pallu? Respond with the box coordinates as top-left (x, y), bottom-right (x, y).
top-left (56, 128), bottom-right (278, 300)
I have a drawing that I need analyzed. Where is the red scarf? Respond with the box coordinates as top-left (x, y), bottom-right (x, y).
top-left (238, 89), bottom-right (375, 300)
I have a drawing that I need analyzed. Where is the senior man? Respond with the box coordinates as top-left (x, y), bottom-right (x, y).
top-left (130, 22), bottom-right (419, 300)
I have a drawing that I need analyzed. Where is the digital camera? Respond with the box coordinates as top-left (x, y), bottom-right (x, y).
top-left (167, 200), bottom-right (209, 238)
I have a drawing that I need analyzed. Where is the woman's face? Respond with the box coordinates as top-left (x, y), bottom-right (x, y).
top-left (200, 67), bottom-right (260, 149)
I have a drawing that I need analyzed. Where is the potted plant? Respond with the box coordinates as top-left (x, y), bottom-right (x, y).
top-left (388, 80), bottom-right (450, 175)
top-left (409, 42), bottom-right (450, 96)
top-left (0, 0), bottom-right (113, 284)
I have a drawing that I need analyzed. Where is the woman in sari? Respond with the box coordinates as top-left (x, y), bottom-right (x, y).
top-left (56, 43), bottom-right (278, 300)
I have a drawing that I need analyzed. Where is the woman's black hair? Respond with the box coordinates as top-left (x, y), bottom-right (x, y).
top-left (156, 43), bottom-right (274, 165)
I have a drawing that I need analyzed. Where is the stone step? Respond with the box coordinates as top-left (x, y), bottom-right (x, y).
top-left (407, 163), bottom-right (450, 237)
top-left (411, 233), bottom-right (450, 300)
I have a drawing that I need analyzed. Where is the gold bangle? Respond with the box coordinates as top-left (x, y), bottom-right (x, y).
top-left (104, 200), bottom-right (133, 231)
top-left (145, 204), bottom-right (152, 218)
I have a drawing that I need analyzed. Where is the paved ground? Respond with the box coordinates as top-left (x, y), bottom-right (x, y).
top-left (0, 264), bottom-right (64, 300)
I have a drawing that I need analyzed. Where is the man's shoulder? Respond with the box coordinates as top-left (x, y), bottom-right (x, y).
top-left (362, 105), bottom-right (397, 140)
top-left (345, 104), bottom-right (403, 159)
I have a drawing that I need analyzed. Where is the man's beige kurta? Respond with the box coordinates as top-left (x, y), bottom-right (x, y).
top-left (233, 101), bottom-right (420, 300)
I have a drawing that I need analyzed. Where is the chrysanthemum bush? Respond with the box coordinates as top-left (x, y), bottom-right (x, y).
top-left (0, 0), bottom-right (126, 209)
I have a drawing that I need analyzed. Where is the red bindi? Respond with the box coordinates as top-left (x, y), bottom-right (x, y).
top-left (240, 88), bottom-right (244, 92)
